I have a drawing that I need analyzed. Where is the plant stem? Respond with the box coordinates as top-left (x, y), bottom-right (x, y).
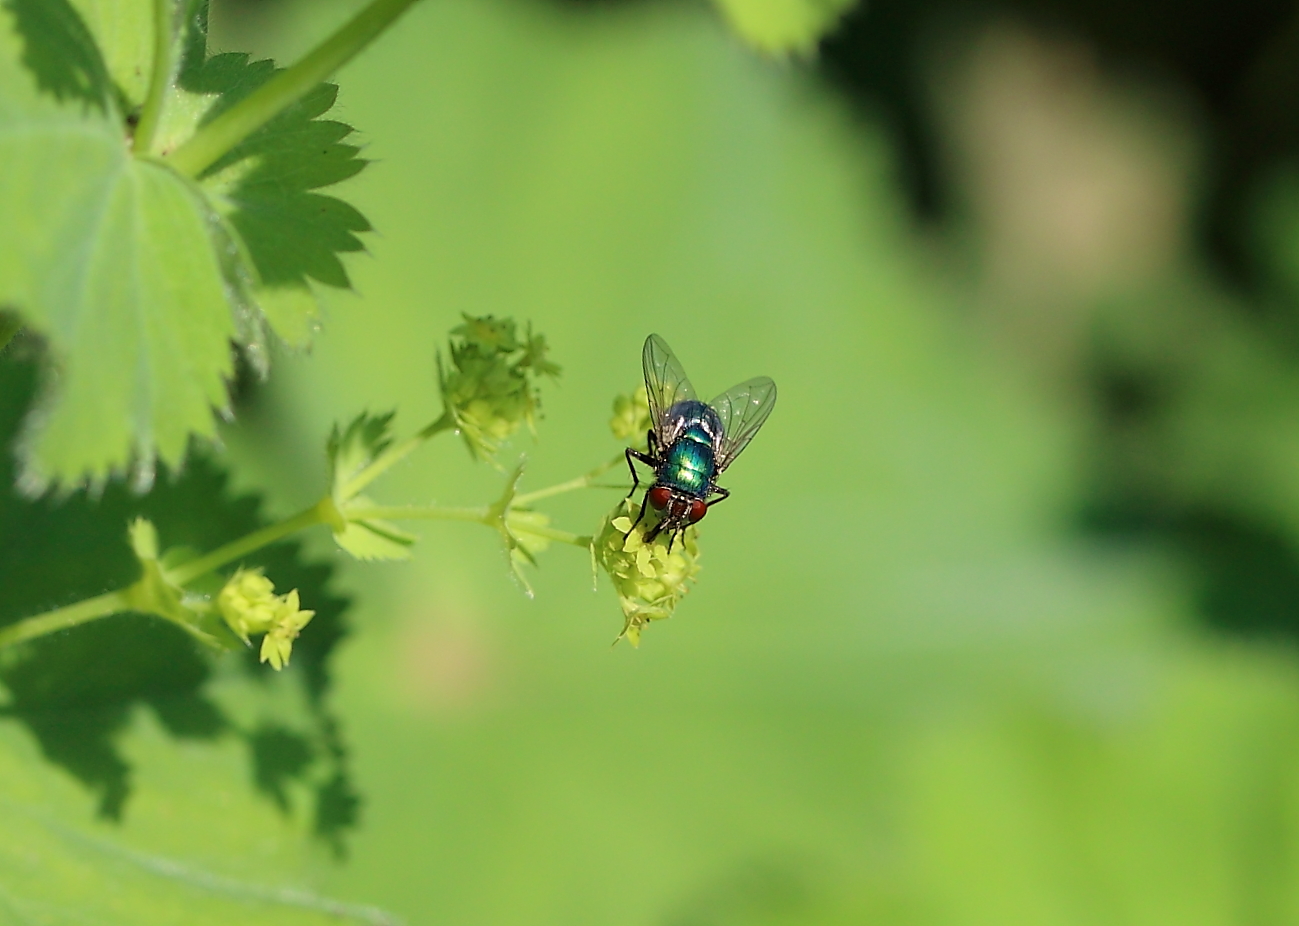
top-left (508, 523), bottom-right (591, 548)
top-left (0, 590), bottom-right (131, 650)
top-left (346, 505), bottom-right (589, 548)
top-left (166, 0), bottom-right (423, 177)
top-left (0, 440), bottom-right (610, 652)
top-left (346, 504), bottom-right (487, 523)
top-left (0, 501), bottom-right (331, 652)
top-left (339, 412), bottom-right (454, 500)
top-left (169, 499), bottom-right (332, 586)
top-left (512, 454), bottom-right (624, 506)
top-left (132, 0), bottom-right (173, 155)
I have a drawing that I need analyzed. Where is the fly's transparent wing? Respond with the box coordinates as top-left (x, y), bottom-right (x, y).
top-left (642, 334), bottom-right (698, 445)
top-left (710, 377), bottom-right (777, 472)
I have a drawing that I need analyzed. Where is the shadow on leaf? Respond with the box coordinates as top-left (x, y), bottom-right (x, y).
top-left (0, 348), bottom-right (360, 852)
top-left (176, 2), bottom-right (370, 340)
top-left (3, 0), bottom-right (113, 112)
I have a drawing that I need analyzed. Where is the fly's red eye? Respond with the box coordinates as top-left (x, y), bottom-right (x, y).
top-left (648, 486), bottom-right (672, 510)
top-left (688, 499), bottom-right (708, 523)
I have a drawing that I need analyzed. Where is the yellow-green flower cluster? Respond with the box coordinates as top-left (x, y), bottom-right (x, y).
top-left (592, 497), bottom-right (701, 646)
top-left (438, 315), bottom-right (561, 462)
top-left (257, 590), bottom-right (315, 671)
top-left (216, 568), bottom-right (315, 670)
top-left (609, 386), bottom-right (651, 451)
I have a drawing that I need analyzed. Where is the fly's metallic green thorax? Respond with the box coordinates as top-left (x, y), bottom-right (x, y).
top-left (660, 423), bottom-right (716, 497)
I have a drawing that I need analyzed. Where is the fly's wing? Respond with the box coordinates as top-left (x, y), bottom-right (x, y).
top-left (710, 377), bottom-right (776, 472)
top-left (642, 334), bottom-right (698, 445)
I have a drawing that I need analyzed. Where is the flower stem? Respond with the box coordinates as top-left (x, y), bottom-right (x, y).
top-left (132, 0), bottom-right (174, 155)
top-left (166, 0), bottom-right (423, 177)
top-left (508, 523), bottom-right (591, 548)
top-left (512, 453), bottom-right (624, 506)
top-left (0, 500), bottom-right (334, 652)
top-left (169, 499), bottom-right (332, 586)
top-left (339, 411), bottom-right (454, 500)
top-left (346, 504), bottom-right (488, 523)
top-left (0, 590), bottom-right (131, 650)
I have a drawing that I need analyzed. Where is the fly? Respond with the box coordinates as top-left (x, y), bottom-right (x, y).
top-left (625, 334), bottom-right (777, 549)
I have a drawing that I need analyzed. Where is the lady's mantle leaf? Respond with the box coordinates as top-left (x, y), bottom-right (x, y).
top-left (0, 14), bottom-right (234, 486)
top-left (66, 0), bottom-right (153, 108)
top-left (4, 0), bottom-right (115, 110)
top-left (167, 5), bottom-right (371, 347)
top-left (0, 357), bottom-right (358, 852)
top-left (0, 0), bottom-right (372, 485)
top-left (0, 727), bottom-right (397, 926)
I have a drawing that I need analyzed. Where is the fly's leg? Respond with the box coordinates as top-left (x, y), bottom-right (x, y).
top-left (626, 491), bottom-right (652, 540)
top-left (706, 486), bottom-right (731, 508)
top-left (624, 431), bottom-right (662, 540)
top-left (640, 508), bottom-right (667, 543)
top-left (624, 442), bottom-right (658, 499)
top-left (624, 448), bottom-right (641, 499)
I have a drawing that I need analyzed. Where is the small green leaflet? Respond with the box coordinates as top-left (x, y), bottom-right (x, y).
top-left (0, 0), bottom-right (370, 486)
top-left (327, 412), bottom-right (418, 561)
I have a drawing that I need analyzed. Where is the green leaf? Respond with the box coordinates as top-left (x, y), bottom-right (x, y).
top-left (0, 723), bottom-right (396, 926)
top-left (331, 500), bottom-right (418, 561)
top-left (708, 0), bottom-right (859, 56)
top-left (3, 0), bottom-right (114, 111)
top-left (325, 412), bottom-right (417, 560)
top-left (0, 355), bottom-right (358, 853)
top-left (0, 0), bottom-right (371, 483)
top-left (66, 0), bottom-right (153, 108)
top-left (327, 411), bottom-right (395, 501)
top-left (165, 6), bottom-right (370, 346)
top-left (0, 8), bottom-right (235, 485)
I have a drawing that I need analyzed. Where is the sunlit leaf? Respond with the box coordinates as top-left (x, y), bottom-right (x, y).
top-left (170, 4), bottom-right (370, 347)
top-left (67, 0), bottom-right (153, 107)
top-left (0, 723), bottom-right (396, 926)
top-left (708, 0), bottom-right (859, 56)
top-left (0, 0), bottom-right (371, 484)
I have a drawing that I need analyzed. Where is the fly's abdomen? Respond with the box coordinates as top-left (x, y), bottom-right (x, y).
top-left (660, 433), bottom-right (715, 497)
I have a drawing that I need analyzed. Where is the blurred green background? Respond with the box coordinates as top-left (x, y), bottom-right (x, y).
top-left (212, 0), bottom-right (1299, 920)
top-left (18, 0), bottom-right (1299, 921)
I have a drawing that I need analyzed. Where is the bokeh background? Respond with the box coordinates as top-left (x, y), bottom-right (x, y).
top-left (218, 0), bottom-right (1299, 919)
top-left (35, 0), bottom-right (1299, 920)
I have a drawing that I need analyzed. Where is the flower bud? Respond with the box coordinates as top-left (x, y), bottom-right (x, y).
top-left (592, 497), bottom-right (701, 646)
top-left (216, 568), bottom-right (279, 642)
top-left (259, 589), bottom-right (316, 671)
top-left (609, 386), bottom-right (651, 451)
top-left (438, 315), bottom-right (561, 463)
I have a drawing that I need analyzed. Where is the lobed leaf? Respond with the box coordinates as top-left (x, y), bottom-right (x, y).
top-left (0, 0), bottom-right (371, 485)
top-left (327, 411), bottom-right (395, 501)
top-left (0, 355), bottom-right (357, 851)
top-left (0, 17), bottom-right (236, 486)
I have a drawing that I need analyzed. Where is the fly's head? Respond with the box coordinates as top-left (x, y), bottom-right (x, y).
top-left (645, 485), bottom-right (707, 542)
